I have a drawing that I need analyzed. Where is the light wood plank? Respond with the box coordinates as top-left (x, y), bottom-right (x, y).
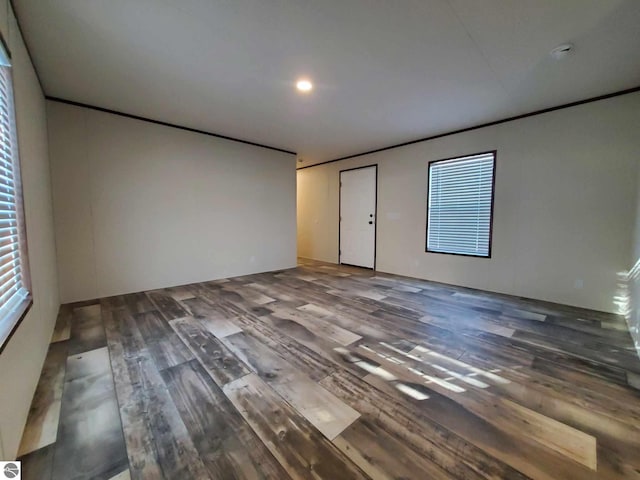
top-left (18, 342), bottom-right (68, 456)
top-left (503, 397), bottom-right (597, 470)
top-left (181, 296), bottom-right (243, 338)
top-left (165, 286), bottom-right (196, 301)
top-left (50, 305), bottom-right (71, 343)
top-left (223, 374), bottom-right (368, 479)
top-left (222, 284), bottom-right (276, 305)
top-left (333, 418), bottom-right (452, 480)
top-left (223, 332), bottom-right (360, 440)
top-left (268, 303), bottom-right (362, 346)
top-left (52, 347), bottom-right (128, 480)
top-left (509, 308), bottom-right (547, 321)
top-left (109, 469), bottom-right (131, 480)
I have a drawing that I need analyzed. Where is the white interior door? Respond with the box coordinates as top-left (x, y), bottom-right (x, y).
top-left (340, 165), bottom-right (377, 268)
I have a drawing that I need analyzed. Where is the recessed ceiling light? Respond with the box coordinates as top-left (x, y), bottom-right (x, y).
top-left (296, 79), bottom-right (313, 92)
top-left (550, 43), bottom-right (574, 60)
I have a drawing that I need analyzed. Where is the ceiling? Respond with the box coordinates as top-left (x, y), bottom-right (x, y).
top-left (13, 0), bottom-right (640, 166)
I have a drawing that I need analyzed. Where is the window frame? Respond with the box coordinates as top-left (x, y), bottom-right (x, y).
top-left (0, 34), bottom-right (33, 354)
top-left (425, 150), bottom-right (497, 258)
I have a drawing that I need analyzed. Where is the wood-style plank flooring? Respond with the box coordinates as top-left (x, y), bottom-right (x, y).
top-left (17, 259), bottom-right (640, 479)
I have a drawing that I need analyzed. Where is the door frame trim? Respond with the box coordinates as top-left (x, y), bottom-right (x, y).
top-left (338, 164), bottom-right (378, 270)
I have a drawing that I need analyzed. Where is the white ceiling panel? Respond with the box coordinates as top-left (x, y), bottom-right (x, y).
top-left (13, 0), bottom-right (640, 165)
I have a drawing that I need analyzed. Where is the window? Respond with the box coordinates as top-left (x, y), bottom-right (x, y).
top-left (0, 40), bottom-right (31, 351)
top-left (426, 151), bottom-right (496, 257)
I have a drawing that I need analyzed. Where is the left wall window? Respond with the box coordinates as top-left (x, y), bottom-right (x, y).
top-left (0, 39), bottom-right (32, 351)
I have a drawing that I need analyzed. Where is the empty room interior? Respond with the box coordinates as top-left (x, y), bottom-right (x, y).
top-left (0, 1), bottom-right (640, 479)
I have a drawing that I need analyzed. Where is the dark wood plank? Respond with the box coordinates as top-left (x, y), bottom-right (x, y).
top-left (133, 310), bottom-right (172, 341)
top-left (145, 290), bottom-right (189, 320)
top-left (161, 360), bottom-right (291, 479)
top-left (65, 298), bottom-right (100, 309)
top-left (170, 316), bottom-right (249, 386)
top-left (320, 370), bottom-right (530, 480)
top-left (19, 444), bottom-right (54, 480)
top-left (133, 310), bottom-right (193, 370)
top-left (192, 287), bottom-right (337, 381)
top-left (334, 417), bottom-right (453, 480)
top-left (104, 309), bottom-right (207, 480)
top-left (68, 304), bottom-right (107, 355)
top-left (102, 305), bottom-right (210, 480)
top-left (351, 363), bottom-right (598, 479)
top-left (121, 292), bottom-right (155, 314)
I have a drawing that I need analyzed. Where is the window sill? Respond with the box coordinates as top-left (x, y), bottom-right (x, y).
top-left (425, 249), bottom-right (491, 259)
top-left (0, 295), bottom-right (34, 355)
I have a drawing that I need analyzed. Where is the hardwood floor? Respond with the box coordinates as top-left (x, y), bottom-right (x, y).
top-left (17, 259), bottom-right (640, 479)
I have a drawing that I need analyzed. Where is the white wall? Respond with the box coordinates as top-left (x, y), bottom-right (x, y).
top-left (298, 92), bottom-right (640, 313)
top-left (0, 4), bottom-right (59, 460)
top-left (48, 102), bottom-right (297, 303)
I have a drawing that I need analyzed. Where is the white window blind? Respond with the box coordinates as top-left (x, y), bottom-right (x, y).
top-left (0, 43), bottom-right (31, 349)
top-left (427, 152), bottom-right (495, 257)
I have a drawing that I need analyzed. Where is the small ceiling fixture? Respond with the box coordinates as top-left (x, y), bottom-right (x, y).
top-left (296, 79), bottom-right (313, 92)
top-left (550, 43), bottom-right (574, 60)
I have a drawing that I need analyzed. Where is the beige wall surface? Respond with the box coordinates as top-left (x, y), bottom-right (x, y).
top-left (0, 4), bottom-right (60, 460)
top-left (298, 92), bottom-right (640, 313)
top-left (48, 102), bottom-right (297, 303)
